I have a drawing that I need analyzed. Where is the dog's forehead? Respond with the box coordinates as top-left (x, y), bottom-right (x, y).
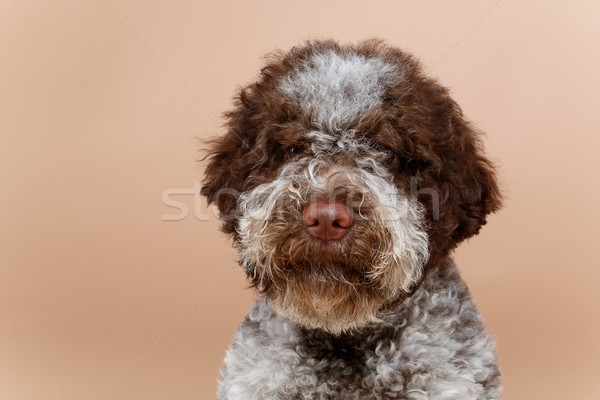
top-left (278, 50), bottom-right (400, 132)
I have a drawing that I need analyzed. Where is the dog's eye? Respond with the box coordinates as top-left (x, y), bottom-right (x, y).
top-left (287, 145), bottom-right (301, 159)
top-left (384, 151), bottom-right (398, 167)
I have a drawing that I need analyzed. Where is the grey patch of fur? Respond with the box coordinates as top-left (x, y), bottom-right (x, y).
top-left (217, 259), bottom-right (501, 400)
top-left (279, 50), bottom-right (401, 131)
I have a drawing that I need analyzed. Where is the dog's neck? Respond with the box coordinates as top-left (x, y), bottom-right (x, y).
top-left (290, 256), bottom-right (456, 349)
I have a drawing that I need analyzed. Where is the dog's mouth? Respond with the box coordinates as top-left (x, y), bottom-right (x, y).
top-left (249, 214), bottom-right (401, 334)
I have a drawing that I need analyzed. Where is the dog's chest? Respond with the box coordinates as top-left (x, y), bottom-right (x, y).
top-left (219, 298), bottom-right (414, 400)
top-left (217, 262), bottom-right (501, 400)
top-left (292, 327), bottom-right (409, 399)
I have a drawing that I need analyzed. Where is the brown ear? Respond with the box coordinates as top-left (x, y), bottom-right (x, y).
top-left (201, 101), bottom-right (256, 234)
top-left (201, 131), bottom-right (245, 234)
top-left (425, 96), bottom-right (502, 245)
top-left (201, 53), bottom-right (297, 233)
top-left (444, 103), bottom-right (501, 242)
top-left (398, 77), bottom-right (501, 259)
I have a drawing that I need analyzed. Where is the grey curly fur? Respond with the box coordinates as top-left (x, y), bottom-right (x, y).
top-left (217, 258), bottom-right (501, 400)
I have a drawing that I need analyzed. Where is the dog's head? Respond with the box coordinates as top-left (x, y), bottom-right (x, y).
top-left (202, 40), bottom-right (501, 334)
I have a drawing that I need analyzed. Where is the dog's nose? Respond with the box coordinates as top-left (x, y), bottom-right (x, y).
top-left (303, 200), bottom-right (353, 241)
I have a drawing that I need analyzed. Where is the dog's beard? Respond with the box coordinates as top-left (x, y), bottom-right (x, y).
top-left (235, 158), bottom-right (429, 334)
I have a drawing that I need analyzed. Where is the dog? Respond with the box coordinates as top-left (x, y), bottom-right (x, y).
top-left (202, 39), bottom-right (502, 399)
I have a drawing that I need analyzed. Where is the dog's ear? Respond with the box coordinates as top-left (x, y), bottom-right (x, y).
top-left (201, 67), bottom-right (291, 234)
top-left (201, 103), bottom-right (255, 234)
top-left (201, 132), bottom-right (244, 234)
top-left (398, 79), bottom-right (501, 250)
top-left (428, 95), bottom-right (502, 245)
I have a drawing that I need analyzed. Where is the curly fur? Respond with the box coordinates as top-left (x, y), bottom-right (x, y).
top-left (217, 260), bottom-right (501, 400)
top-left (202, 39), bottom-right (502, 399)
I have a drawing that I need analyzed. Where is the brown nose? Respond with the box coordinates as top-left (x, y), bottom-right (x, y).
top-left (303, 200), bottom-right (353, 241)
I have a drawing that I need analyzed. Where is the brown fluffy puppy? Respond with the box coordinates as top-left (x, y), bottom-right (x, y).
top-left (202, 39), bottom-right (502, 399)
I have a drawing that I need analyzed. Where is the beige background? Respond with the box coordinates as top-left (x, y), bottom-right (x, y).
top-left (1, 1), bottom-right (599, 399)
